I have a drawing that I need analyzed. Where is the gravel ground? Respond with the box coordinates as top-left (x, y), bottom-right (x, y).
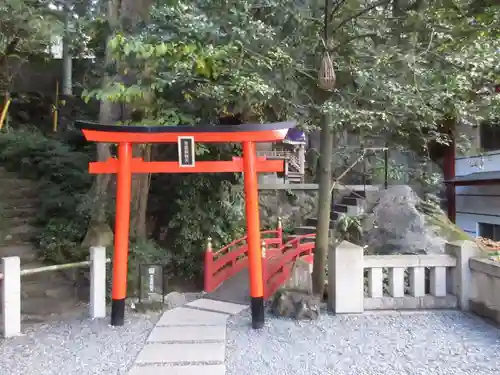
top-left (226, 310), bottom-right (500, 375)
top-left (0, 312), bottom-right (159, 375)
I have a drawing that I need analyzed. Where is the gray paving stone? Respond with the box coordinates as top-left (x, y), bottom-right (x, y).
top-left (147, 325), bottom-right (226, 342)
top-left (186, 299), bottom-right (248, 315)
top-left (135, 342), bottom-right (225, 364)
top-left (128, 364), bottom-right (225, 375)
top-left (157, 307), bottom-right (228, 326)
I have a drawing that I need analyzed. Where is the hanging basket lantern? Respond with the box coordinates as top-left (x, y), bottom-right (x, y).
top-left (318, 52), bottom-right (336, 91)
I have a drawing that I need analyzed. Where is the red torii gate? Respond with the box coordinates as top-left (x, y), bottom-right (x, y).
top-left (76, 120), bottom-right (296, 329)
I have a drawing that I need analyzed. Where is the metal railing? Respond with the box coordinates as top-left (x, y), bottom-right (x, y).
top-left (256, 150), bottom-right (293, 159)
top-left (331, 146), bottom-right (389, 206)
top-left (257, 150), bottom-right (304, 179)
top-left (0, 259), bottom-right (111, 280)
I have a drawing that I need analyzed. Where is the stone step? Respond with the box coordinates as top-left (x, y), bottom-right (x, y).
top-left (135, 342), bottom-right (225, 364)
top-left (0, 244), bottom-right (38, 262)
top-left (2, 186), bottom-right (39, 200)
top-left (347, 190), bottom-right (366, 199)
top-left (156, 307), bottom-right (228, 326)
top-left (1, 225), bottom-right (39, 244)
top-left (128, 364), bottom-right (225, 375)
top-left (2, 205), bottom-right (38, 218)
top-left (306, 211), bottom-right (339, 222)
top-left (342, 196), bottom-right (362, 206)
top-left (6, 223), bottom-right (37, 234)
top-left (0, 177), bottom-right (40, 188)
top-left (147, 325), bottom-right (226, 343)
top-left (186, 299), bottom-right (247, 315)
top-left (334, 202), bottom-right (364, 216)
top-left (1, 197), bottom-right (39, 209)
top-left (294, 226), bottom-right (317, 235)
top-left (2, 215), bottom-right (36, 226)
top-left (2, 224), bottom-right (39, 243)
top-left (287, 174), bottom-right (303, 183)
top-left (305, 217), bottom-right (336, 228)
top-left (332, 203), bottom-right (348, 213)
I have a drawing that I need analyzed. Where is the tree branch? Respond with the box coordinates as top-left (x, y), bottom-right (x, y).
top-left (332, 0), bottom-right (392, 33)
top-left (332, 33), bottom-right (379, 49)
top-left (329, 150), bottom-right (366, 195)
top-left (329, 0), bottom-right (347, 23)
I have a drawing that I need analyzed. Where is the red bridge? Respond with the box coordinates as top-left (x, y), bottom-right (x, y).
top-left (204, 223), bottom-right (315, 303)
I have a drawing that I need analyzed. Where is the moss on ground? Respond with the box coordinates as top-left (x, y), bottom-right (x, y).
top-left (426, 212), bottom-right (471, 242)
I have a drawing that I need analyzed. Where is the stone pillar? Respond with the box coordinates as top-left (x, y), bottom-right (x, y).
top-left (1, 256), bottom-right (21, 337)
top-left (284, 258), bottom-right (313, 293)
top-left (328, 241), bottom-right (364, 313)
top-left (446, 240), bottom-right (481, 310)
top-left (90, 246), bottom-right (107, 319)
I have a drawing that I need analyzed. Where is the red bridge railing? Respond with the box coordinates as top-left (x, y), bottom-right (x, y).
top-left (204, 219), bottom-right (316, 299)
top-left (262, 233), bottom-right (315, 299)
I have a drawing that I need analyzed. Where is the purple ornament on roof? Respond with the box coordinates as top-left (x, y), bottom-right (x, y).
top-left (284, 128), bottom-right (306, 144)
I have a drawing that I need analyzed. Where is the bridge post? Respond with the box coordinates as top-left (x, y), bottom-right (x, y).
top-left (242, 141), bottom-right (265, 329)
top-left (204, 237), bottom-right (213, 293)
top-left (277, 217), bottom-right (283, 246)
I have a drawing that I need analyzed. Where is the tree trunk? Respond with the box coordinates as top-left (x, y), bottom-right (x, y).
top-left (82, 0), bottom-right (154, 246)
top-left (62, 8), bottom-right (72, 96)
top-left (130, 144), bottom-right (152, 240)
top-left (81, 0), bottom-right (121, 248)
top-left (312, 112), bottom-right (334, 296)
top-left (119, 0), bottom-right (153, 241)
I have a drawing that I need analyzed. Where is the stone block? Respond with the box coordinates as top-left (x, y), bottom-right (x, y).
top-left (186, 299), bottom-right (247, 315)
top-left (135, 342), bottom-right (225, 364)
top-left (147, 325), bottom-right (226, 343)
top-left (157, 307), bottom-right (228, 326)
top-left (446, 240), bottom-right (481, 310)
top-left (328, 241), bottom-right (364, 313)
top-left (283, 258), bottom-right (312, 293)
top-left (128, 364), bottom-right (225, 375)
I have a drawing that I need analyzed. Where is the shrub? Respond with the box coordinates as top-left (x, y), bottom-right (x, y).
top-left (0, 129), bottom-right (94, 263)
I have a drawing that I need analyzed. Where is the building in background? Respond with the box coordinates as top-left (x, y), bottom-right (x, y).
top-left (447, 82), bottom-right (500, 240)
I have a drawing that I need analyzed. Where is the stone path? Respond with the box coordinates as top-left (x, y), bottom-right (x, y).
top-left (127, 298), bottom-right (248, 375)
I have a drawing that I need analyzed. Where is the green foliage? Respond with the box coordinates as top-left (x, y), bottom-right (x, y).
top-left (0, 0), bottom-right (62, 88)
top-left (164, 175), bottom-right (245, 280)
top-left (335, 213), bottom-right (362, 245)
top-left (127, 239), bottom-right (169, 295)
top-left (0, 129), bottom-right (94, 263)
top-left (82, 0), bottom-right (500, 160)
top-left (82, 0), bottom-right (303, 125)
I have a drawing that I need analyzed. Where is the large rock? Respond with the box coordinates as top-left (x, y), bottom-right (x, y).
top-left (363, 185), bottom-right (471, 254)
top-left (270, 289), bottom-right (320, 320)
top-left (259, 189), bottom-right (318, 229)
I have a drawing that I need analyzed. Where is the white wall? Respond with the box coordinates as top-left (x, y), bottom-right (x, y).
top-left (456, 150), bottom-right (500, 176)
top-left (455, 152), bottom-right (500, 237)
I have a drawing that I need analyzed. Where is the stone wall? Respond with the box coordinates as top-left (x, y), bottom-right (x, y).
top-left (259, 188), bottom-right (318, 230)
top-left (469, 257), bottom-right (500, 323)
